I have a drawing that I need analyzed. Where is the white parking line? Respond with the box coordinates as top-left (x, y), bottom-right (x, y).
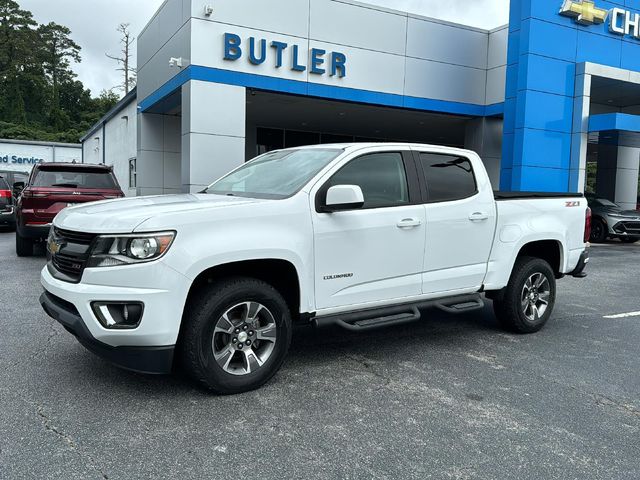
top-left (603, 311), bottom-right (640, 319)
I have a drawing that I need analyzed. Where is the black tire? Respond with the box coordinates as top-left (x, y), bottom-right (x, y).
top-left (620, 237), bottom-right (639, 244)
top-left (15, 232), bottom-right (34, 257)
top-left (590, 218), bottom-right (607, 243)
top-left (179, 277), bottom-right (292, 394)
top-left (492, 256), bottom-right (556, 334)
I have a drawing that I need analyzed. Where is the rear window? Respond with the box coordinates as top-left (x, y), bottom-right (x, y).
top-left (32, 168), bottom-right (118, 189)
top-left (418, 153), bottom-right (477, 203)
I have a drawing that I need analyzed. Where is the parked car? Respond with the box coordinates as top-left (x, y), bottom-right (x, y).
top-left (585, 194), bottom-right (640, 243)
top-left (0, 170), bottom-right (29, 193)
top-left (15, 163), bottom-right (124, 256)
top-left (0, 176), bottom-right (15, 229)
top-left (40, 143), bottom-right (590, 394)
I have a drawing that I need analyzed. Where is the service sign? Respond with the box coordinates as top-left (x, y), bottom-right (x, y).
top-left (0, 154), bottom-right (44, 166)
top-left (560, 0), bottom-right (640, 39)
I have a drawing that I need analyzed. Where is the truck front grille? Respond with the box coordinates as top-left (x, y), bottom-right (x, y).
top-left (49, 227), bottom-right (98, 283)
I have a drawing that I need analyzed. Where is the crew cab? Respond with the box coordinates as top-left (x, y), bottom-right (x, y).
top-left (39, 144), bottom-right (590, 394)
top-left (15, 163), bottom-right (124, 256)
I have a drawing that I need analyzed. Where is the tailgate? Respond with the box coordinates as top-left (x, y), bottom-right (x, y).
top-left (29, 189), bottom-right (111, 220)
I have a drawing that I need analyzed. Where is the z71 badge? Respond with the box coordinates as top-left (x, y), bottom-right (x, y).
top-left (565, 201), bottom-right (581, 207)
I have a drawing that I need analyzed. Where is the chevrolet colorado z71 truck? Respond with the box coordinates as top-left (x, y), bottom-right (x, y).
top-left (40, 144), bottom-right (590, 394)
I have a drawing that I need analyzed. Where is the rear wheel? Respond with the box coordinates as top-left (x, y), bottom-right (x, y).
top-left (620, 236), bottom-right (639, 244)
top-left (179, 277), bottom-right (292, 394)
top-left (493, 256), bottom-right (556, 334)
top-left (590, 218), bottom-right (607, 243)
top-left (15, 232), bottom-right (34, 257)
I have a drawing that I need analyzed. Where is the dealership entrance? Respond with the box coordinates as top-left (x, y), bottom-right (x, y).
top-left (585, 73), bottom-right (640, 210)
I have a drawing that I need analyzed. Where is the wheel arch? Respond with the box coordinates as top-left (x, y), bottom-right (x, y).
top-left (183, 259), bottom-right (302, 322)
top-left (515, 239), bottom-right (564, 278)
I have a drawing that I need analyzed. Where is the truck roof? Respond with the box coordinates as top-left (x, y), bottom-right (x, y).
top-left (278, 142), bottom-right (474, 155)
top-left (36, 162), bottom-right (113, 171)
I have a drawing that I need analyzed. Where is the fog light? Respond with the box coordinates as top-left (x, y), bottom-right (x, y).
top-left (91, 302), bottom-right (144, 329)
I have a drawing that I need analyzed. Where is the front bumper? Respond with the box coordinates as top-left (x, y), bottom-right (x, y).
top-left (40, 260), bottom-right (190, 345)
top-left (611, 220), bottom-right (640, 237)
top-left (40, 291), bottom-right (174, 374)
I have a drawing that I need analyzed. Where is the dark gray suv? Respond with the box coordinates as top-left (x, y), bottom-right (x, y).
top-left (586, 194), bottom-right (640, 243)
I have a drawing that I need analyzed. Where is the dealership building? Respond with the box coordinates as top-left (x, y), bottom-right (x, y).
top-left (81, 0), bottom-right (640, 209)
top-left (0, 139), bottom-right (81, 184)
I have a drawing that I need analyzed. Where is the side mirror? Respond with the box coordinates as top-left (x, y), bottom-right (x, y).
top-left (13, 182), bottom-right (25, 196)
top-left (323, 185), bottom-right (364, 212)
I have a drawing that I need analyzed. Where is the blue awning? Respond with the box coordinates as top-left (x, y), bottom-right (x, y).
top-left (588, 113), bottom-right (640, 147)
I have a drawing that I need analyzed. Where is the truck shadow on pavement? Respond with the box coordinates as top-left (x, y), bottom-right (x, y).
top-left (44, 303), bottom-right (503, 396)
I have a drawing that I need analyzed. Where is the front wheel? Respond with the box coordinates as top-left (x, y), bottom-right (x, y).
top-left (493, 256), bottom-right (556, 334)
top-left (179, 277), bottom-right (292, 394)
top-left (590, 218), bottom-right (607, 243)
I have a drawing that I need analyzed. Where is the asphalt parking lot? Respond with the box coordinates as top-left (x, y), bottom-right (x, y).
top-left (0, 230), bottom-right (639, 480)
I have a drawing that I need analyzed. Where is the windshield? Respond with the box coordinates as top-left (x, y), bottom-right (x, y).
top-left (32, 168), bottom-right (118, 189)
top-left (592, 198), bottom-right (618, 208)
top-left (205, 149), bottom-right (343, 199)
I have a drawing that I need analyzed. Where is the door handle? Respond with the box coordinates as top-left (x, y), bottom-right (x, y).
top-left (397, 218), bottom-right (422, 229)
top-left (469, 212), bottom-right (489, 222)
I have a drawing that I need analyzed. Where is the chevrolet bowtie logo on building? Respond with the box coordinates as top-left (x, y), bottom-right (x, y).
top-left (560, 0), bottom-right (608, 25)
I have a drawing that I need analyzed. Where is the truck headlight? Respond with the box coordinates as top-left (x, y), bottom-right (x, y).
top-left (86, 232), bottom-right (175, 268)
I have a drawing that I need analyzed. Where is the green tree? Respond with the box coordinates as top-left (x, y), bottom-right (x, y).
top-left (37, 22), bottom-right (81, 130)
top-left (0, 0), bottom-right (38, 124)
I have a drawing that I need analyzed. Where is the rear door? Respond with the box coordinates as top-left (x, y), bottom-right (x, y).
top-left (413, 148), bottom-right (496, 294)
top-left (312, 148), bottom-right (426, 310)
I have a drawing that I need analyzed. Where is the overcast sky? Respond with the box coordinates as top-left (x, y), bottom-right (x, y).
top-left (20, 0), bottom-right (508, 98)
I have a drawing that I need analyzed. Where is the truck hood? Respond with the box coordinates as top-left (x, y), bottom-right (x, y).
top-left (54, 194), bottom-right (265, 233)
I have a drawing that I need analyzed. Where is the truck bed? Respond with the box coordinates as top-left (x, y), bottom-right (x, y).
top-left (494, 191), bottom-right (584, 201)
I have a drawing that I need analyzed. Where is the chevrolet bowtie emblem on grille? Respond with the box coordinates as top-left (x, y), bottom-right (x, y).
top-left (560, 0), bottom-right (608, 25)
top-left (48, 237), bottom-right (62, 255)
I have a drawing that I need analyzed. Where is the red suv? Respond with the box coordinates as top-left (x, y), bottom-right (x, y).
top-left (15, 163), bottom-right (124, 256)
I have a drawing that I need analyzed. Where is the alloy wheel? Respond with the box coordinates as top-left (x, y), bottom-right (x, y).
top-left (211, 301), bottom-right (277, 376)
top-left (520, 272), bottom-right (551, 322)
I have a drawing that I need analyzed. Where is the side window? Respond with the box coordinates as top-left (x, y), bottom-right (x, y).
top-left (129, 158), bottom-right (137, 189)
top-left (327, 152), bottom-right (409, 209)
top-left (418, 153), bottom-right (477, 203)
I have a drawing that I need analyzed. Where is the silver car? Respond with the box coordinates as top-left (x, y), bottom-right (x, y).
top-left (586, 195), bottom-right (640, 244)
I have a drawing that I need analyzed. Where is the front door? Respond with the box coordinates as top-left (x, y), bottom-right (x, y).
top-left (312, 150), bottom-right (426, 310)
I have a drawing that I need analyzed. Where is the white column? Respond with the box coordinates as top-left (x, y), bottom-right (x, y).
top-left (615, 146), bottom-right (640, 210)
top-left (464, 117), bottom-right (502, 188)
top-left (181, 81), bottom-right (246, 193)
top-left (569, 71), bottom-right (591, 193)
top-left (136, 113), bottom-right (183, 196)
top-left (136, 113), bottom-right (165, 196)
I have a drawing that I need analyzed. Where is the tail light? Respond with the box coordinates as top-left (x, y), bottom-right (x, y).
top-left (0, 190), bottom-right (11, 199)
top-left (21, 190), bottom-right (47, 198)
top-left (584, 207), bottom-right (592, 243)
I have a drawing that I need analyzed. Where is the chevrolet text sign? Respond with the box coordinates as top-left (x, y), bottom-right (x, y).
top-left (560, 1), bottom-right (640, 40)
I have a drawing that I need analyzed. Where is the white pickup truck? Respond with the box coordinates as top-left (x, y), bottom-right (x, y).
top-left (40, 143), bottom-right (590, 394)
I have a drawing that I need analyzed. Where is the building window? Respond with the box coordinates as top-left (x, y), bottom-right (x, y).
top-left (129, 157), bottom-right (137, 188)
